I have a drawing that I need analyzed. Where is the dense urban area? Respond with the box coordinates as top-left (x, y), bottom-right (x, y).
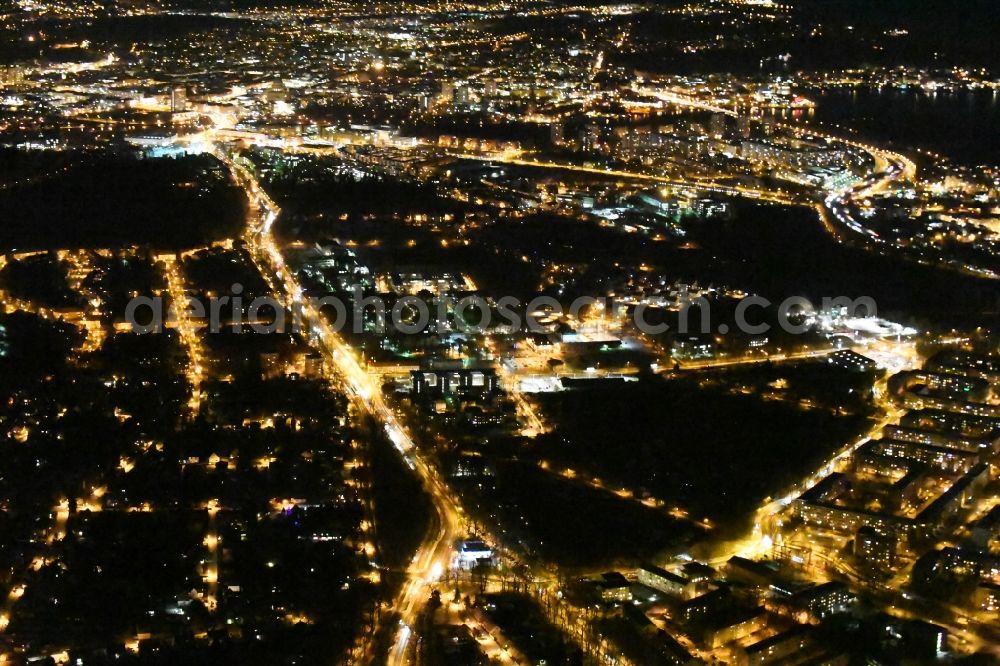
top-left (0, 0), bottom-right (998, 664)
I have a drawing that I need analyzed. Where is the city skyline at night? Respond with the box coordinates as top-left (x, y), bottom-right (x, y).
top-left (0, 1), bottom-right (998, 664)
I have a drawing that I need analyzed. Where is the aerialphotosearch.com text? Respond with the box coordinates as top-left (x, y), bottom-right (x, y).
top-left (125, 286), bottom-right (876, 337)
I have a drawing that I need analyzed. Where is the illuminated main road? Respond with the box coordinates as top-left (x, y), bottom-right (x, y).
top-left (162, 255), bottom-right (205, 419)
top-left (214, 147), bottom-right (478, 665)
top-left (200, 89), bottom-right (936, 660)
top-left (630, 86), bottom-right (940, 272)
top-left (450, 152), bottom-right (801, 206)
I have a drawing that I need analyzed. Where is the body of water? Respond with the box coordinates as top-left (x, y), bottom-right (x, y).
top-left (797, 87), bottom-right (1000, 167)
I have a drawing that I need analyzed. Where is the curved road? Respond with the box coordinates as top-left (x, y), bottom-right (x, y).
top-left (216, 148), bottom-right (468, 666)
top-left (204, 97), bottom-right (935, 662)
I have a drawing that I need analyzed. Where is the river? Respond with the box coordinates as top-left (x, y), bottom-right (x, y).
top-left (796, 86), bottom-right (1000, 167)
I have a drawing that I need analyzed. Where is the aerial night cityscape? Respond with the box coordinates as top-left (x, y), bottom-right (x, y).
top-left (0, 0), bottom-right (999, 664)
